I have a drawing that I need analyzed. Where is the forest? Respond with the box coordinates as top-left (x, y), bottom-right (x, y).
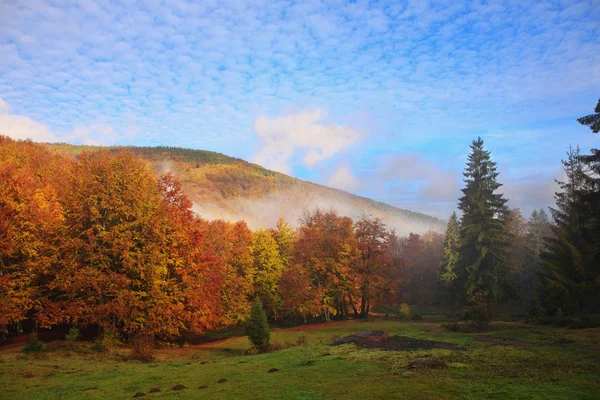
top-left (1, 100), bottom-right (599, 353)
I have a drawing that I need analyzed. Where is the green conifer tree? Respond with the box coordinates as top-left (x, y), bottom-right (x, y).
top-left (456, 137), bottom-right (509, 303)
top-left (245, 299), bottom-right (271, 352)
top-left (438, 212), bottom-right (460, 307)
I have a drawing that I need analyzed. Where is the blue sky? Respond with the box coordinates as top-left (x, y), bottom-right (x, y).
top-left (1, 0), bottom-right (599, 218)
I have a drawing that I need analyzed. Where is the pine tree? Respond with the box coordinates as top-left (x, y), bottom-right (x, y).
top-left (245, 299), bottom-right (270, 352)
top-left (438, 212), bottom-right (460, 307)
top-left (576, 98), bottom-right (600, 133)
top-left (456, 137), bottom-right (509, 303)
top-left (577, 98), bottom-right (600, 307)
top-left (542, 146), bottom-right (590, 315)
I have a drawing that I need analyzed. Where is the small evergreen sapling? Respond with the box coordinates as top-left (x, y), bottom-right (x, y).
top-left (246, 299), bottom-right (271, 352)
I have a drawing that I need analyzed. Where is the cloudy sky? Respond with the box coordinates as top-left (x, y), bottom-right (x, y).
top-left (1, 0), bottom-right (599, 218)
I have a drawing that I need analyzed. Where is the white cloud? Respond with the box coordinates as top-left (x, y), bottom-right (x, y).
top-left (252, 108), bottom-right (362, 174)
top-left (0, 99), bottom-right (57, 142)
top-left (0, 98), bottom-right (130, 145)
top-left (327, 165), bottom-right (360, 191)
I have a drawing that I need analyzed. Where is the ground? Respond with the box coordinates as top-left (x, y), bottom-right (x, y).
top-left (0, 317), bottom-right (599, 399)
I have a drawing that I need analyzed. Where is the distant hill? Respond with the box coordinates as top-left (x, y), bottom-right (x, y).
top-left (47, 143), bottom-right (446, 235)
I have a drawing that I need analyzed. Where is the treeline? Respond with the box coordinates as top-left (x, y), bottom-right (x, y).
top-left (436, 99), bottom-right (600, 322)
top-left (0, 136), bottom-right (443, 341)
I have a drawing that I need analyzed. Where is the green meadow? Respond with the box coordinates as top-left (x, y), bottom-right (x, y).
top-left (1, 318), bottom-right (599, 400)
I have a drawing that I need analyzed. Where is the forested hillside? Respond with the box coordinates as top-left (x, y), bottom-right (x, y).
top-left (47, 143), bottom-right (445, 235)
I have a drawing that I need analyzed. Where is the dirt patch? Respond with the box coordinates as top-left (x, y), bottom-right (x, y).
top-left (268, 368), bottom-right (279, 373)
top-left (287, 321), bottom-right (349, 332)
top-left (171, 384), bottom-right (187, 390)
top-left (358, 336), bottom-right (465, 351)
top-left (332, 331), bottom-right (388, 345)
top-left (132, 392), bottom-right (146, 398)
top-left (475, 336), bottom-right (529, 347)
top-left (149, 388), bottom-right (161, 393)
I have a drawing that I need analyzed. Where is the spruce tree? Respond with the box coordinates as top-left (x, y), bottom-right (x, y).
top-left (542, 146), bottom-right (590, 315)
top-left (456, 137), bottom-right (509, 303)
top-left (438, 212), bottom-right (460, 307)
top-left (577, 99), bottom-right (600, 308)
top-left (245, 299), bottom-right (271, 352)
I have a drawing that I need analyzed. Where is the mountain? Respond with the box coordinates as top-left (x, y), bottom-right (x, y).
top-left (47, 143), bottom-right (445, 235)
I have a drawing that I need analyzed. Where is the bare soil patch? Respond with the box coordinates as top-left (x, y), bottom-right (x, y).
top-left (359, 336), bottom-right (465, 351)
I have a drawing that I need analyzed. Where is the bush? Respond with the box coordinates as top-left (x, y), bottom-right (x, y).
top-left (411, 313), bottom-right (423, 321)
top-left (130, 333), bottom-right (155, 362)
top-left (91, 339), bottom-right (108, 352)
top-left (65, 327), bottom-right (80, 341)
top-left (22, 332), bottom-right (45, 353)
top-left (246, 299), bottom-right (271, 352)
top-left (461, 291), bottom-right (492, 332)
top-left (399, 303), bottom-right (413, 320)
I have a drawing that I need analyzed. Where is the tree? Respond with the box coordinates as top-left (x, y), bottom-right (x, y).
top-left (293, 208), bottom-right (356, 321)
top-left (271, 217), bottom-right (295, 269)
top-left (501, 208), bottom-right (528, 300)
top-left (350, 216), bottom-right (391, 318)
top-left (438, 212), bottom-right (460, 307)
top-left (541, 146), bottom-right (590, 315)
top-left (245, 299), bottom-right (270, 352)
top-left (456, 137), bottom-right (509, 303)
top-left (576, 98), bottom-right (600, 133)
top-left (251, 229), bottom-right (284, 319)
top-left (0, 137), bottom-right (67, 327)
top-left (576, 98), bottom-right (600, 306)
top-left (41, 150), bottom-right (186, 339)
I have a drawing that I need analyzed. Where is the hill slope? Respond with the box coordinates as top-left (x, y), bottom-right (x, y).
top-left (48, 143), bottom-right (445, 235)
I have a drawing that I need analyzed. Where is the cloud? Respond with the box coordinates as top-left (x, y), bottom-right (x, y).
top-left (327, 165), bottom-right (360, 191)
top-left (0, 100), bottom-right (57, 142)
top-left (252, 108), bottom-right (362, 174)
top-left (0, 98), bottom-right (130, 145)
top-left (382, 154), bottom-right (461, 201)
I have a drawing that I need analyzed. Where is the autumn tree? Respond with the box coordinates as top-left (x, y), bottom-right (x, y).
top-left (271, 216), bottom-right (295, 269)
top-left (292, 208), bottom-right (356, 320)
top-left (198, 219), bottom-right (255, 325)
top-left (350, 216), bottom-right (391, 318)
top-left (41, 150), bottom-right (187, 339)
top-left (456, 137), bottom-right (509, 303)
top-left (0, 137), bottom-right (67, 327)
top-left (251, 229), bottom-right (284, 319)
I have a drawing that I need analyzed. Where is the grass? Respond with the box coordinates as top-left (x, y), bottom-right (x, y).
top-left (1, 318), bottom-right (599, 399)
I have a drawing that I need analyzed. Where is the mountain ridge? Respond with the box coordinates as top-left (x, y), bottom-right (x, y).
top-left (47, 143), bottom-right (446, 235)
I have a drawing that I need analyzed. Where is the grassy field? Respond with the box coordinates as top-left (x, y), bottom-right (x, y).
top-left (1, 318), bottom-right (599, 399)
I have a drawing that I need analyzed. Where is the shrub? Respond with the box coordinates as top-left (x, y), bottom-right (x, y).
top-left (411, 313), bottom-right (423, 321)
top-left (245, 299), bottom-right (271, 352)
top-left (461, 291), bottom-right (492, 331)
top-left (130, 333), bottom-right (155, 362)
top-left (91, 339), bottom-right (108, 352)
top-left (399, 303), bottom-right (413, 320)
top-left (22, 332), bottom-right (45, 353)
top-left (65, 327), bottom-right (80, 341)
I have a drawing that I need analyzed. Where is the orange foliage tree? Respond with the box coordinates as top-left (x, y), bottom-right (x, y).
top-left (0, 137), bottom-right (68, 327)
top-left (291, 208), bottom-right (356, 321)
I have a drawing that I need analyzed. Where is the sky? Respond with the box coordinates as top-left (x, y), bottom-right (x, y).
top-left (1, 0), bottom-right (599, 218)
